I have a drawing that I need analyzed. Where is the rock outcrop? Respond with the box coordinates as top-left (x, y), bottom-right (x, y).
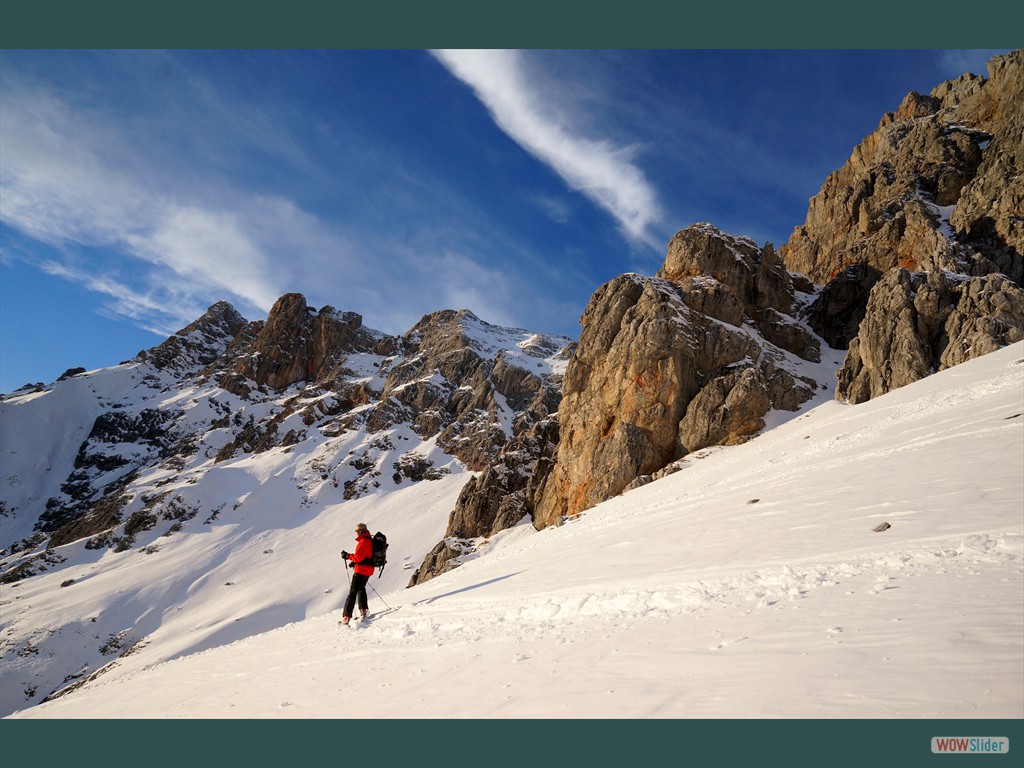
top-left (659, 224), bottom-right (794, 316)
top-left (335, 309), bottom-right (571, 472)
top-left (530, 224), bottom-right (820, 530)
top-left (231, 293), bottom-right (385, 390)
top-left (777, 50), bottom-right (1024, 405)
top-left (386, 312), bottom-right (571, 584)
top-left (136, 301), bottom-right (248, 376)
top-left (784, 50), bottom-right (1023, 357)
top-left (407, 418), bottom-right (559, 586)
top-left (946, 53), bottom-right (1024, 278)
top-left (802, 264), bottom-right (882, 351)
top-left (837, 269), bottom-right (1024, 403)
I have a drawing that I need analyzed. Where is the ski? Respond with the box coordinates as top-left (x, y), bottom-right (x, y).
top-left (338, 607), bottom-right (398, 628)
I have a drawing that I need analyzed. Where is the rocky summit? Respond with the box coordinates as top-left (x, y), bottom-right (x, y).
top-left (529, 225), bottom-right (825, 529)
top-left (783, 50), bottom-right (1023, 400)
top-left (439, 50), bottom-right (1023, 536)
top-left (782, 51), bottom-right (1022, 290)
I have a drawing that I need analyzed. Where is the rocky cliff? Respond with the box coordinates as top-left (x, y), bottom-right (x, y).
top-left (448, 50), bottom-right (1024, 541)
top-left (836, 269), bottom-right (1024, 403)
top-left (782, 51), bottom-right (1022, 292)
top-left (407, 417), bottom-right (559, 585)
top-left (782, 50), bottom-right (1023, 400)
top-left (529, 224), bottom-right (824, 529)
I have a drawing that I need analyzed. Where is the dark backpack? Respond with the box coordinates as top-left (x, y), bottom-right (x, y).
top-left (370, 532), bottom-right (388, 576)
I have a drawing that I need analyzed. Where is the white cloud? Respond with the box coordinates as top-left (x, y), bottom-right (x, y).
top-left (533, 193), bottom-right (573, 224)
top-left (0, 56), bottom-right (591, 346)
top-left (37, 261), bottom-right (197, 335)
top-left (126, 205), bottom-right (282, 312)
top-left (0, 83), bottom-right (149, 247)
top-left (432, 250), bottom-right (518, 326)
top-left (432, 50), bottom-right (663, 248)
top-left (0, 73), bottom-right (329, 327)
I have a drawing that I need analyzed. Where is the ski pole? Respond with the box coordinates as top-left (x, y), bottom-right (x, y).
top-left (366, 580), bottom-right (391, 611)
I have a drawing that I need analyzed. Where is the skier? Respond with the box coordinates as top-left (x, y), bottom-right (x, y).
top-left (340, 523), bottom-right (374, 624)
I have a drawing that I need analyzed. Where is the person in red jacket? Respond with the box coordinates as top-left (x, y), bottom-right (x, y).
top-left (340, 523), bottom-right (374, 624)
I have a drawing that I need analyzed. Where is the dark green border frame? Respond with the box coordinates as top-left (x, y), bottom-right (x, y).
top-left (2, 0), bottom-right (1022, 48)
top-left (2, 1), bottom-right (1021, 765)
top-left (1, 719), bottom-right (1023, 766)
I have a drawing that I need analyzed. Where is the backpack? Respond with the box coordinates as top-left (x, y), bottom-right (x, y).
top-left (370, 532), bottom-right (388, 576)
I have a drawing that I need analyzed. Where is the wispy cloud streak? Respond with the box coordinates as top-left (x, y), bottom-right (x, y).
top-left (0, 75), bottom-right (287, 316)
top-left (432, 50), bottom-right (663, 248)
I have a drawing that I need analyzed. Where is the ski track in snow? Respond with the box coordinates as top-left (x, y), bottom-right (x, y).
top-left (321, 532), bottom-right (1022, 650)
top-left (60, 525), bottom-right (1019, 719)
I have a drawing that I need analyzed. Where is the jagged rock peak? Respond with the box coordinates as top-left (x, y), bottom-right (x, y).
top-left (403, 308), bottom-right (574, 363)
top-left (781, 49), bottom-right (1023, 290)
top-left (197, 300), bottom-right (247, 329)
top-left (785, 49), bottom-right (1024, 406)
top-left (940, 49), bottom-right (1023, 132)
top-left (232, 293), bottom-right (386, 390)
top-left (402, 308), bottom-right (484, 354)
top-left (356, 307), bottom-right (571, 472)
top-left (659, 222), bottom-right (793, 318)
top-left (529, 267), bottom-right (818, 530)
top-left (136, 300), bottom-right (248, 375)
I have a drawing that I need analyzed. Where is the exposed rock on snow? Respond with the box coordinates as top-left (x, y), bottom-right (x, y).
top-left (780, 50), bottom-right (1024, 404)
top-left (230, 293), bottom-right (383, 390)
top-left (137, 301), bottom-right (248, 377)
top-left (334, 308), bottom-right (570, 472)
top-left (408, 418), bottom-right (559, 586)
top-left (837, 269), bottom-right (1024, 403)
top-left (531, 225), bottom-right (821, 529)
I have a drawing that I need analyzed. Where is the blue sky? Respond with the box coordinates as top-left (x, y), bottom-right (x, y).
top-left (0, 49), bottom-right (1009, 392)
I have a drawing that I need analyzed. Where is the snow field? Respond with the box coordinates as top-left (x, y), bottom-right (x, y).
top-left (7, 342), bottom-right (1021, 719)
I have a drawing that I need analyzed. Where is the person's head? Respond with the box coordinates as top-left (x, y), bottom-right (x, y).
top-left (355, 523), bottom-right (368, 536)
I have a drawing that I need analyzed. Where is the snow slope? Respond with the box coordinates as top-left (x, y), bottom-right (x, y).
top-left (1, 308), bottom-right (580, 716)
top-left (6, 341), bottom-right (1022, 721)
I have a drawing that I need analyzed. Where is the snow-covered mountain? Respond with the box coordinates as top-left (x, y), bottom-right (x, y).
top-left (0, 298), bottom-right (572, 716)
top-left (5, 340), bottom-right (1021, 719)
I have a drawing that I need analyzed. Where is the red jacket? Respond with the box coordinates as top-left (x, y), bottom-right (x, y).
top-left (351, 531), bottom-right (375, 576)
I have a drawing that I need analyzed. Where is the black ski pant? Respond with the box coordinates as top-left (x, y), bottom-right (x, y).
top-left (343, 571), bottom-right (369, 617)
